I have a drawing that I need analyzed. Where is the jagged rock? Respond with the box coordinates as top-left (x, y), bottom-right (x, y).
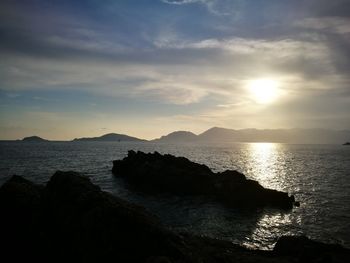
top-left (0, 172), bottom-right (192, 262)
top-left (0, 173), bottom-right (348, 263)
top-left (43, 171), bottom-right (192, 262)
top-left (113, 151), bottom-right (296, 209)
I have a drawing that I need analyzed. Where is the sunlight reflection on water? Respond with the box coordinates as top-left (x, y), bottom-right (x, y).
top-left (248, 143), bottom-right (279, 178)
top-left (241, 143), bottom-right (299, 249)
top-left (242, 209), bottom-right (303, 250)
top-left (244, 143), bottom-right (286, 191)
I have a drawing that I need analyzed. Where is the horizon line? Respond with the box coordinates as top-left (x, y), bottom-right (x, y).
top-left (3, 126), bottom-right (350, 141)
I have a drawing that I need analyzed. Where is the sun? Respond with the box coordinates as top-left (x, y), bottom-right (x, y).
top-left (248, 79), bottom-right (279, 104)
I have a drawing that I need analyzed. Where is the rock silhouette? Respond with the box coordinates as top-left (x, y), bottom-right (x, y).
top-left (72, 133), bottom-right (146, 142)
top-left (0, 172), bottom-right (190, 262)
top-left (22, 135), bottom-right (48, 142)
top-left (113, 151), bottom-right (296, 209)
top-left (1, 172), bottom-right (349, 262)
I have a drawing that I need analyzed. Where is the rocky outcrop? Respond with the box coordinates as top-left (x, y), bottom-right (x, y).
top-left (113, 151), bottom-right (297, 209)
top-left (0, 173), bottom-right (349, 263)
top-left (274, 235), bottom-right (350, 262)
top-left (0, 172), bottom-right (196, 262)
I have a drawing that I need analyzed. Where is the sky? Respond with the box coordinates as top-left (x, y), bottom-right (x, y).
top-left (0, 0), bottom-right (350, 140)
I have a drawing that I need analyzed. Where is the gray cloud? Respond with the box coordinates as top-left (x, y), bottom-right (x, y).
top-left (1, 0), bottom-right (350, 136)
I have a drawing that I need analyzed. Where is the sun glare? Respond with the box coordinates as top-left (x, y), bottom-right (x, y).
top-left (248, 79), bottom-right (279, 104)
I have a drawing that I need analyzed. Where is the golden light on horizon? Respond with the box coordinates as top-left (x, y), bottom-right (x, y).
top-left (248, 79), bottom-right (280, 104)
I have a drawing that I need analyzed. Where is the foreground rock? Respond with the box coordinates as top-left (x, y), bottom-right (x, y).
top-left (0, 172), bottom-right (349, 263)
top-left (0, 172), bottom-right (190, 262)
top-left (113, 151), bottom-right (296, 209)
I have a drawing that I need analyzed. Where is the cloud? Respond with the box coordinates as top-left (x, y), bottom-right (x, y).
top-left (5, 93), bottom-right (21, 98)
top-left (295, 17), bottom-right (350, 34)
top-left (1, 0), bottom-right (350, 137)
top-left (161, 0), bottom-right (244, 16)
top-left (161, 0), bottom-right (201, 5)
top-left (0, 31), bottom-right (345, 107)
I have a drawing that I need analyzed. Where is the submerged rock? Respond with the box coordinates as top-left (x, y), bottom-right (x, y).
top-left (0, 172), bottom-right (348, 263)
top-left (113, 151), bottom-right (296, 209)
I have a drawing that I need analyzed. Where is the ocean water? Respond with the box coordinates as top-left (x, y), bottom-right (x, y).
top-left (0, 141), bottom-right (349, 250)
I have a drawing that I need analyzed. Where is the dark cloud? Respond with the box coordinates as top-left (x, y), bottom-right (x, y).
top-left (309, 0), bottom-right (350, 18)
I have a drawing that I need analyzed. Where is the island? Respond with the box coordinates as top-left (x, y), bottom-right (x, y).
top-left (13, 127), bottom-right (350, 144)
top-left (343, 142), bottom-right (350, 145)
top-left (22, 136), bottom-right (48, 142)
top-left (72, 133), bottom-right (146, 142)
top-left (151, 131), bottom-right (198, 143)
top-left (113, 151), bottom-right (298, 209)
top-left (1, 171), bottom-right (349, 262)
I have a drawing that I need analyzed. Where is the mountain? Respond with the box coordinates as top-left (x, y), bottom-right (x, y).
top-left (196, 127), bottom-right (350, 144)
top-left (152, 131), bottom-right (198, 143)
top-left (198, 127), bottom-right (293, 143)
top-left (72, 133), bottom-right (145, 142)
top-left (16, 128), bottom-right (350, 144)
top-left (22, 136), bottom-right (48, 142)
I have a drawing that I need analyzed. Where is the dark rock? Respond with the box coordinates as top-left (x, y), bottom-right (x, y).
top-left (274, 236), bottom-right (350, 262)
top-left (0, 172), bottom-right (192, 262)
top-left (343, 142), bottom-right (350, 145)
top-left (0, 173), bottom-right (349, 263)
top-left (112, 151), bottom-right (296, 209)
top-left (42, 171), bottom-right (194, 262)
top-left (0, 175), bottom-right (45, 261)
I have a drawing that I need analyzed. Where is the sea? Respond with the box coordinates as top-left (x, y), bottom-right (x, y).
top-left (0, 141), bottom-right (349, 250)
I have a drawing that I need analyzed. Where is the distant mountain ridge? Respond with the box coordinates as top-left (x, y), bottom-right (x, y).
top-left (197, 127), bottom-right (350, 144)
top-left (153, 127), bottom-right (350, 144)
top-left (14, 128), bottom-right (350, 144)
top-left (22, 136), bottom-right (48, 142)
top-left (151, 131), bottom-right (198, 143)
top-left (72, 133), bottom-right (145, 142)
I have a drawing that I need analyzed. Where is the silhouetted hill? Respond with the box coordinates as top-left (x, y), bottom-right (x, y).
top-left (196, 127), bottom-right (350, 144)
top-left (12, 128), bottom-right (350, 144)
top-left (22, 136), bottom-right (48, 142)
top-left (344, 142), bottom-right (350, 145)
top-left (152, 131), bottom-right (198, 143)
top-left (72, 133), bottom-right (145, 142)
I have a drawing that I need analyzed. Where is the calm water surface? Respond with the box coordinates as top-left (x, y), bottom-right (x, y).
top-left (0, 141), bottom-right (349, 250)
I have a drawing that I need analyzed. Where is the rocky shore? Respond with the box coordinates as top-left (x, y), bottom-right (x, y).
top-left (113, 151), bottom-right (297, 209)
top-left (1, 171), bottom-right (349, 263)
